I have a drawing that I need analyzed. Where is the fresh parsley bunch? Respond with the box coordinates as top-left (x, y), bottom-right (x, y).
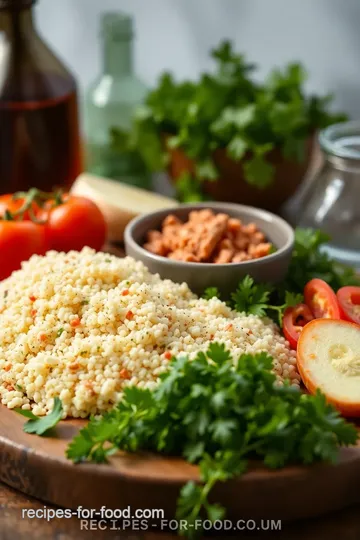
top-left (67, 344), bottom-right (357, 538)
top-left (129, 41), bottom-right (346, 201)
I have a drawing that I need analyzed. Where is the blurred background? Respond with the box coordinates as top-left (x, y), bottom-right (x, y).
top-left (37, 0), bottom-right (360, 118)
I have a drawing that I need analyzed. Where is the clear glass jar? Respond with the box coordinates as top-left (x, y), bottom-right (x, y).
top-left (297, 121), bottom-right (360, 268)
top-left (84, 12), bottom-right (150, 189)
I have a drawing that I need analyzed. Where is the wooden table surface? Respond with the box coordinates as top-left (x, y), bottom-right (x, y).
top-left (1, 481), bottom-right (360, 540)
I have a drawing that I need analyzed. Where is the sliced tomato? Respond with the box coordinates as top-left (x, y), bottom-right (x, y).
top-left (336, 286), bottom-right (360, 325)
top-left (282, 303), bottom-right (314, 349)
top-left (304, 278), bottom-right (341, 319)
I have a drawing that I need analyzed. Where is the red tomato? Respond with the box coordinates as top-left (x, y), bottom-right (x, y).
top-left (336, 286), bottom-right (360, 325)
top-left (0, 221), bottom-right (49, 281)
top-left (282, 303), bottom-right (314, 349)
top-left (0, 194), bottom-right (39, 220)
top-left (304, 278), bottom-right (341, 319)
top-left (39, 195), bottom-right (107, 252)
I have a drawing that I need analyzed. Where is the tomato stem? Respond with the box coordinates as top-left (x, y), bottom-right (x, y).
top-left (2, 188), bottom-right (65, 223)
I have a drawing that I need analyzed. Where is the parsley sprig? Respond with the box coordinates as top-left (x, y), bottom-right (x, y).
top-left (67, 344), bottom-right (357, 538)
top-left (15, 397), bottom-right (63, 436)
top-left (230, 276), bottom-right (303, 325)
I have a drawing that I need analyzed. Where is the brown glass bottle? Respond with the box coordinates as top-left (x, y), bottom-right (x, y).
top-left (0, 0), bottom-right (82, 195)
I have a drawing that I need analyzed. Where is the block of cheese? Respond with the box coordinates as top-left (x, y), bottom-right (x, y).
top-left (71, 173), bottom-right (178, 242)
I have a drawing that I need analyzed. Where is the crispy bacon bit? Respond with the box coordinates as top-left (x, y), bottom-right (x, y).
top-left (31, 309), bottom-right (37, 317)
top-left (225, 323), bottom-right (233, 331)
top-left (71, 317), bottom-right (80, 327)
top-left (143, 209), bottom-right (271, 263)
top-left (121, 289), bottom-right (129, 296)
top-left (164, 351), bottom-right (172, 360)
top-left (120, 368), bottom-right (130, 380)
top-left (7, 385), bottom-right (14, 391)
top-left (39, 333), bottom-right (47, 342)
top-left (4, 364), bottom-right (11, 371)
top-left (29, 295), bottom-right (37, 302)
top-left (125, 310), bottom-right (134, 320)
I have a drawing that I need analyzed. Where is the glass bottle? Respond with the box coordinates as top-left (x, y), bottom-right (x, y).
top-left (84, 12), bottom-right (150, 189)
top-left (0, 0), bottom-right (82, 195)
top-left (297, 121), bottom-right (360, 268)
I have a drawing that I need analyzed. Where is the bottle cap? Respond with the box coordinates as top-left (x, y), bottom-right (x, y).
top-left (0, 0), bottom-right (35, 8)
top-left (101, 12), bottom-right (133, 41)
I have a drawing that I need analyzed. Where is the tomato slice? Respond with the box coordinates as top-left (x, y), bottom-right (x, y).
top-left (282, 303), bottom-right (314, 349)
top-left (336, 286), bottom-right (360, 325)
top-left (304, 278), bottom-right (341, 319)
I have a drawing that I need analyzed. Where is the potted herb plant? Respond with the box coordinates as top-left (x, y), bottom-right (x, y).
top-left (131, 41), bottom-right (346, 211)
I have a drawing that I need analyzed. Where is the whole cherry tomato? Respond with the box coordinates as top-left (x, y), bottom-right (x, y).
top-left (282, 303), bottom-right (314, 349)
top-left (39, 195), bottom-right (107, 252)
top-left (304, 278), bottom-right (341, 319)
top-left (0, 221), bottom-right (49, 281)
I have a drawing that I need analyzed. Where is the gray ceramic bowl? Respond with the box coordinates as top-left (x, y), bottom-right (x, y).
top-left (124, 203), bottom-right (294, 296)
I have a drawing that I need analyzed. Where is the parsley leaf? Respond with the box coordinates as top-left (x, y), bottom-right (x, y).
top-left (203, 286), bottom-right (220, 300)
top-left (231, 275), bottom-right (272, 316)
top-left (15, 397), bottom-right (63, 436)
top-left (244, 155), bottom-right (274, 188)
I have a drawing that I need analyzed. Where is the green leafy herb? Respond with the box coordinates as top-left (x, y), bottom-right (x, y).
top-left (283, 228), bottom-right (360, 293)
top-left (57, 328), bottom-right (64, 337)
top-left (67, 345), bottom-right (357, 538)
top-left (15, 384), bottom-right (23, 392)
top-left (230, 275), bottom-right (304, 325)
top-left (203, 287), bottom-right (220, 300)
top-left (231, 275), bottom-right (272, 317)
top-left (15, 397), bottom-right (63, 436)
top-left (130, 41), bottom-right (346, 199)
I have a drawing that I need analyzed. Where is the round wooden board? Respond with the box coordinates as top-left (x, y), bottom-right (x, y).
top-left (0, 405), bottom-right (360, 523)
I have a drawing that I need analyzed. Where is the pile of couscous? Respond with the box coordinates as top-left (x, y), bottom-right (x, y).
top-left (0, 248), bottom-right (300, 417)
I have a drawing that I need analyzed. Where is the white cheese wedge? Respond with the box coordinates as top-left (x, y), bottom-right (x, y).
top-left (71, 173), bottom-right (178, 242)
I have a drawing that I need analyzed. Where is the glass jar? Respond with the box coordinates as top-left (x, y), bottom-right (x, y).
top-left (297, 121), bottom-right (360, 268)
top-left (0, 0), bottom-right (82, 194)
top-left (84, 12), bottom-right (150, 189)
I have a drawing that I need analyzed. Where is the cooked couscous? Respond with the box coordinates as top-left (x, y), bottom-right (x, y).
top-left (0, 248), bottom-right (300, 417)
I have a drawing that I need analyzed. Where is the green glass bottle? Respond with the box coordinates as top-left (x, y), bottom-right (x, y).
top-left (84, 12), bottom-right (150, 188)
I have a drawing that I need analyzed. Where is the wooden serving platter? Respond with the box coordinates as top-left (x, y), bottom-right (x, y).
top-left (1, 405), bottom-right (360, 523)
